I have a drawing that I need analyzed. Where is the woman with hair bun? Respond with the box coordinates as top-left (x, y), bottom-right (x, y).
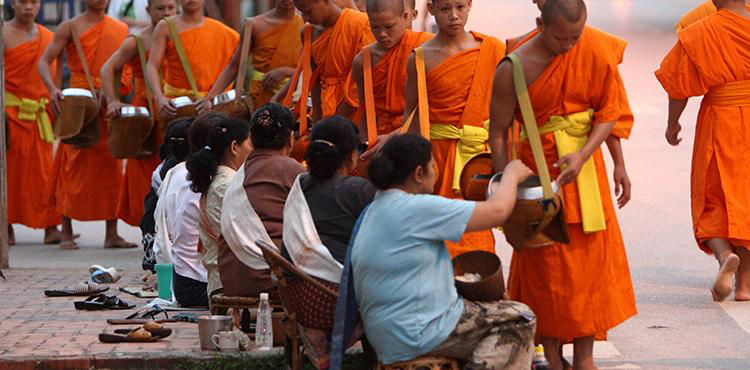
top-left (281, 115), bottom-right (377, 368)
top-left (219, 103), bottom-right (305, 299)
top-left (351, 134), bottom-right (538, 368)
top-left (186, 117), bottom-right (252, 297)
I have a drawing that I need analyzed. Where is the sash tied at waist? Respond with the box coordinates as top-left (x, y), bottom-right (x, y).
top-left (164, 83), bottom-right (205, 100)
top-left (704, 80), bottom-right (750, 107)
top-left (520, 109), bottom-right (606, 233)
top-left (5, 92), bottom-right (54, 144)
top-left (430, 121), bottom-right (490, 195)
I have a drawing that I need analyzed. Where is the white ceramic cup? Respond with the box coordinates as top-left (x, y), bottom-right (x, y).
top-left (211, 331), bottom-right (240, 352)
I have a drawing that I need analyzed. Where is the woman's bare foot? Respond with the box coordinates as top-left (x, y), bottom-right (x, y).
top-left (60, 240), bottom-right (79, 250)
top-left (712, 253), bottom-right (739, 302)
top-left (7, 225), bottom-right (15, 246)
top-left (104, 236), bottom-right (137, 249)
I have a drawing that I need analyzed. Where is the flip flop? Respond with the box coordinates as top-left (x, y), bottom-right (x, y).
top-left (74, 294), bottom-right (135, 310)
top-left (89, 265), bottom-right (121, 283)
top-left (45, 281), bottom-right (109, 297)
top-left (107, 312), bottom-right (198, 325)
top-left (99, 323), bottom-right (172, 343)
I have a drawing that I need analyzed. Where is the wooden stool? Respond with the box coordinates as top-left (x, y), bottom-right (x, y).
top-left (376, 356), bottom-right (460, 370)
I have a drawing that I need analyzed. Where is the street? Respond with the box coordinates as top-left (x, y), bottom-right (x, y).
top-left (8, 0), bottom-right (750, 368)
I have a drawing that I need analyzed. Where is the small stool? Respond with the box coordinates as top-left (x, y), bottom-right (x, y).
top-left (376, 356), bottom-right (460, 370)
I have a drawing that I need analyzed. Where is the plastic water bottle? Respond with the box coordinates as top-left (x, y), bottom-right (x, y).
top-left (532, 345), bottom-right (550, 370)
top-left (255, 292), bottom-right (273, 350)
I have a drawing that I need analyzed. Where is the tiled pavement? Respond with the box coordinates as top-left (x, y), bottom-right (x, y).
top-left (0, 267), bottom-right (268, 368)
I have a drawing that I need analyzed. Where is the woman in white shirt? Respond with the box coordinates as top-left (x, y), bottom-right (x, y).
top-left (186, 118), bottom-right (252, 297)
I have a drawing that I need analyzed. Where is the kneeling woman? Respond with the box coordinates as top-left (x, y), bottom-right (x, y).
top-left (282, 116), bottom-right (377, 367)
top-left (352, 134), bottom-right (537, 368)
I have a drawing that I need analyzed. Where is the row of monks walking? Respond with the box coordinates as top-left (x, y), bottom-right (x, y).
top-left (5, 0), bottom-right (749, 368)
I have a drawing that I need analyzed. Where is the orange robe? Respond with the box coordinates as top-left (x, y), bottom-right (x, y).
top-left (507, 28), bottom-right (634, 140)
top-left (249, 15), bottom-right (304, 107)
top-left (675, 1), bottom-right (750, 31)
top-left (49, 16), bottom-right (128, 221)
top-left (655, 10), bottom-right (750, 253)
top-left (424, 32), bottom-right (504, 257)
top-left (344, 30), bottom-right (433, 135)
top-left (506, 27), bottom-right (637, 339)
top-left (164, 18), bottom-right (239, 96)
top-left (5, 25), bottom-right (60, 229)
top-left (116, 44), bottom-right (161, 226)
top-left (311, 8), bottom-right (374, 118)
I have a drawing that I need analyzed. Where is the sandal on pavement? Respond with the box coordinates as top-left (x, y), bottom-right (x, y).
top-left (45, 281), bottom-right (109, 297)
top-left (74, 294), bottom-right (135, 310)
top-left (99, 323), bottom-right (172, 343)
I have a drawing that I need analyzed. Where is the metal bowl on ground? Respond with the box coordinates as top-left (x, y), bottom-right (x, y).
top-left (452, 251), bottom-right (505, 302)
top-left (198, 315), bottom-right (234, 350)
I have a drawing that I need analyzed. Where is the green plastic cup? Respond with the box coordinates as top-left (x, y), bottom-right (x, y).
top-left (155, 263), bottom-right (174, 300)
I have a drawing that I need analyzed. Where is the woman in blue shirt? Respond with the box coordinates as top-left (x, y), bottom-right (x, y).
top-left (352, 134), bottom-right (537, 368)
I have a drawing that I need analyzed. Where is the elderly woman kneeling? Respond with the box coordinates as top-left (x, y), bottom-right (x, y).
top-left (352, 134), bottom-right (537, 369)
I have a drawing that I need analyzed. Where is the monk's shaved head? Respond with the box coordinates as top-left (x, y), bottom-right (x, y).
top-left (405, 0), bottom-right (416, 10)
top-left (541, 0), bottom-right (586, 25)
top-left (366, 0), bottom-right (405, 14)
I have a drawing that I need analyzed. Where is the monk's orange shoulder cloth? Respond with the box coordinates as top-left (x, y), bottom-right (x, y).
top-left (311, 8), bottom-right (374, 117)
top-left (344, 30), bottom-right (433, 134)
top-left (249, 14), bottom-right (304, 106)
top-left (164, 18), bottom-right (240, 94)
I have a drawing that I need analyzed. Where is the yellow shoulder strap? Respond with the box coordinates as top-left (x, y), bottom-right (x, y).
top-left (507, 53), bottom-right (553, 199)
top-left (165, 17), bottom-right (200, 99)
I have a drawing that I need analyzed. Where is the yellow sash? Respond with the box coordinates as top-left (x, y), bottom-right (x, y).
top-left (251, 70), bottom-right (290, 94)
top-left (5, 92), bottom-right (54, 144)
top-left (163, 83), bottom-right (205, 100)
top-left (704, 80), bottom-right (750, 107)
top-left (520, 109), bottom-right (606, 233)
top-left (430, 121), bottom-right (490, 195)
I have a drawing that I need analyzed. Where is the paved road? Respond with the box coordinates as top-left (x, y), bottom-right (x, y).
top-left (9, 0), bottom-right (750, 368)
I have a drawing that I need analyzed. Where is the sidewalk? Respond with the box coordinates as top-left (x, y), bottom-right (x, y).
top-left (0, 266), bottom-right (276, 369)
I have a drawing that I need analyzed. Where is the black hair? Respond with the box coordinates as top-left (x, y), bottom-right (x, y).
top-left (186, 118), bottom-right (250, 194)
top-left (367, 133), bottom-right (432, 190)
top-left (188, 112), bottom-right (229, 154)
top-left (250, 103), bottom-right (294, 150)
top-left (541, 0), bottom-right (586, 25)
top-left (160, 117), bottom-right (194, 162)
top-left (366, 0), bottom-right (404, 14)
top-left (305, 116), bottom-right (360, 181)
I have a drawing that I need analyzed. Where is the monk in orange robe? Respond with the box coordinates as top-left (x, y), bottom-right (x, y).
top-left (4, 0), bottom-right (61, 245)
top-left (146, 0), bottom-right (239, 123)
top-left (506, 0), bottom-right (633, 210)
top-left (655, 0), bottom-right (750, 302)
top-left (100, 0), bottom-right (178, 227)
top-left (346, 0), bottom-right (432, 143)
top-left (283, 0), bottom-right (374, 123)
top-left (675, 0), bottom-right (750, 31)
top-left (489, 1), bottom-right (637, 368)
top-left (402, 0), bottom-right (504, 257)
top-left (201, 0), bottom-right (303, 111)
top-left (38, 0), bottom-right (135, 249)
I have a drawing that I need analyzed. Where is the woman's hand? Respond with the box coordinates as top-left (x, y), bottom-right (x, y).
top-left (503, 159), bottom-right (533, 185)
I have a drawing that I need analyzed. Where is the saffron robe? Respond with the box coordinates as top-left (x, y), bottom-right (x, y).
top-left (5, 24), bottom-right (60, 228)
top-left (116, 43), bottom-right (161, 226)
top-left (655, 10), bottom-right (750, 252)
top-left (675, 1), bottom-right (750, 32)
top-left (344, 30), bottom-right (433, 135)
top-left (163, 18), bottom-right (239, 96)
top-left (49, 16), bottom-right (128, 221)
top-left (311, 8), bottom-right (374, 117)
top-left (249, 15), bottom-right (304, 107)
top-left (424, 32), bottom-right (504, 257)
top-left (506, 27), bottom-right (637, 339)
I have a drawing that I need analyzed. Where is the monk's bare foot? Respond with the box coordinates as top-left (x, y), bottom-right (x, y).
top-left (7, 225), bottom-right (15, 246)
top-left (43, 227), bottom-right (63, 244)
top-left (104, 236), bottom-right (137, 249)
top-left (60, 240), bottom-right (79, 250)
top-left (712, 253), bottom-right (739, 302)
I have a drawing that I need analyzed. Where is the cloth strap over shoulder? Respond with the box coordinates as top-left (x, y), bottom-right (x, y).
top-left (399, 47), bottom-right (427, 137)
top-left (507, 53), bottom-right (554, 200)
top-left (165, 17), bottom-right (200, 99)
top-left (134, 35), bottom-right (156, 117)
top-left (69, 23), bottom-right (98, 99)
top-left (235, 18), bottom-right (254, 100)
top-left (362, 46), bottom-right (377, 144)
top-left (283, 25), bottom-right (313, 135)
